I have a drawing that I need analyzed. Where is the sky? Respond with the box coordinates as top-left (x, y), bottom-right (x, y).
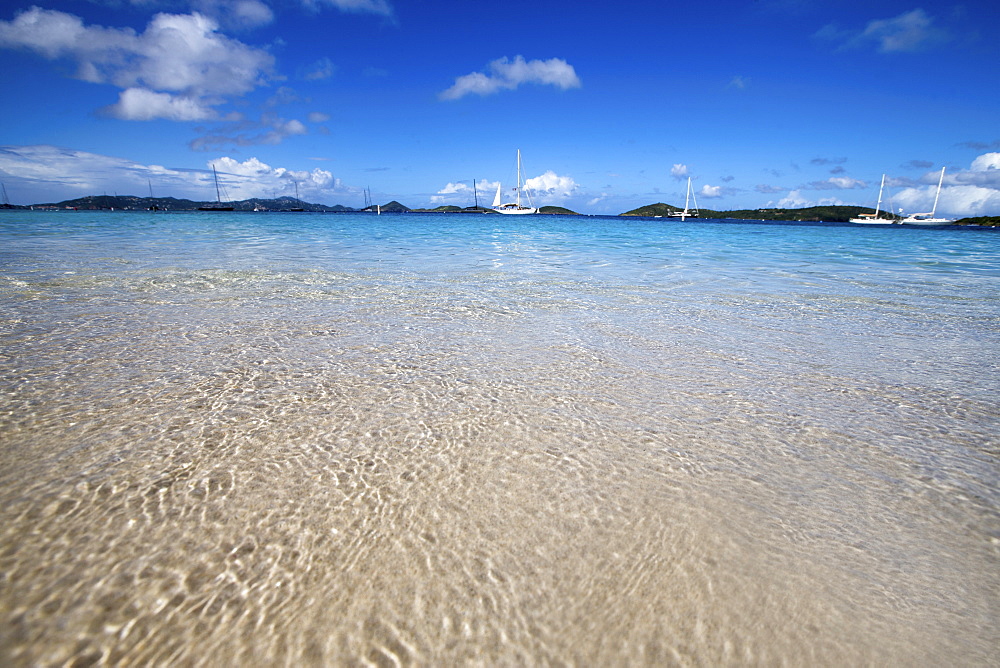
top-left (1, 0), bottom-right (999, 216)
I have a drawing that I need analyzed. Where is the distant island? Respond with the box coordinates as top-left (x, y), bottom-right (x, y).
top-left (621, 203), bottom-right (1000, 226)
top-left (17, 195), bottom-right (581, 216)
top-left (409, 205), bottom-right (579, 215)
top-left (5, 194), bottom-right (998, 226)
top-left (622, 203), bottom-right (895, 223)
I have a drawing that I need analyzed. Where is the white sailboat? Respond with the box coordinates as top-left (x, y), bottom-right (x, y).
top-left (850, 174), bottom-right (893, 224)
top-left (899, 167), bottom-right (952, 225)
top-left (491, 150), bottom-right (538, 214)
top-left (667, 177), bottom-right (699, 219)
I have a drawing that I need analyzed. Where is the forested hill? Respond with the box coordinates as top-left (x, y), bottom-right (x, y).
top-left (621, 203), bottom-right (896, 223)
top-left (34, 194), bottom-right (354, 212)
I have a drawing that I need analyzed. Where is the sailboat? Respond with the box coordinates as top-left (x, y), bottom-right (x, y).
top-left (850, 174), bottom-right (893, 224)
top-left (288, 181), bottom-right (305, 211)
top-left (198, 165), bottom-right (234, 211)
top-left (147, 179), bottom-right (159, 212)
top-left (899, 167), bottom-right (952, 225)
top-left (667, 177), bottom-right (699, 219)
top-left (491, 150), bottom-right (538, 214)
top-left (461, 180), bottom-right (489, 212)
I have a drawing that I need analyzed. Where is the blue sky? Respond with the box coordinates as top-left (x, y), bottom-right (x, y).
top-left (1, 0), bottom-right (998, 215)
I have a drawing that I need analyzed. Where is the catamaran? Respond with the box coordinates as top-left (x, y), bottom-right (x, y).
top-left (491, 150), bottom-right (538, 214)
top-left (667, 177), bottom-right (699, 219)
top-left (850, 174), bottom-right (893, 224)
top-left (899, 167), bottom-right (952, 225)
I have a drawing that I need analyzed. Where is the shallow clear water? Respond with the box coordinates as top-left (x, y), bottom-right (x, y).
top-left (1, 210), bottom-right (997, 665)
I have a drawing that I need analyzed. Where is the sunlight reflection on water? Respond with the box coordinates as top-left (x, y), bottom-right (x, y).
top-left (1, 211), bottom-right (997, 665)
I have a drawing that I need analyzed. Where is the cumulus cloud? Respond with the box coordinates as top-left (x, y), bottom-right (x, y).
top-left (104, 88), bottom-right (217, 121)
top-left (429, 180), bottom-right (498, 205)
top-left (440, 56), bottom-right (581, 100)
top-left (0, 7), bottom-right (274, 121)
top-left (0, 145), bottom-right (359, 204)
top-left (893, 154), bottom-right (1000, 216)
top-left (670, 164), bottom-right (689, 180)
top-left (970, 153), bottom-right (1000, 172)
top-left (211, 156), bottom-right (341, 199)
top-left (776, 190), bottom-right (846, 208)
top-left (525, 171), bottom-right (578, 201)
top-left (699, 185), bottom-right (722, 198)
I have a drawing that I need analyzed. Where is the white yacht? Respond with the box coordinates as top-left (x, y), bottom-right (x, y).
top-left (899, 167), bottom-right (952, 225)
top-left (667, 177), bottom-right (699, 219)
top-left (850, 174), bottom-right (894, 224)
top-left (491, 150), bottom-right (538, 214)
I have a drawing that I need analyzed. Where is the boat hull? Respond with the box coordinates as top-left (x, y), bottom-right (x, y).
top-left (900, 217), bottom-right (952, 225)
top-left (492, 206), bottom-right (538, 215)
top-left (849, 218), bottom-right (894, 224)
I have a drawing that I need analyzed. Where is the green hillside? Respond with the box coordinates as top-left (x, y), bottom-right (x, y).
top-left (622, 203), bottom-right (899, 223)
top-left (620, 203), bottom-right (683, 217)
top-left (37, 194), bottom-right (355, 212)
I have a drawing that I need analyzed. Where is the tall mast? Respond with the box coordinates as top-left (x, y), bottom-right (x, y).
top-left (684, 177), bottom-right (691, 213)
top-left (473, 179), bottom-right (478, 209)
top-left (875, 174), bottom-right (885, 216)
top-left (212, 165), bottom-right (222, 203)
top-left (516, 149), bottom-right (522, 208)
top-left (931, 167), bottom-right (945, 216)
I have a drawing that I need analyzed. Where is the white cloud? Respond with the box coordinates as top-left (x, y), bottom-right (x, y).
top-left (308, 111), bottom-right (331, 123)
top-left (670, 164), bottom-right (689, 180)
top-left (190, 114), bottom-right (309, 150)
top-left (104, 88), bottom-right (217, 121)
top-left (699, 184), bottom-right (723, 198)
top-left (805, 176), bottom-right (867, 190)
top-left (970, 152), bottom-right (1000, 172)
top-left (0, 145), bottom-right (358, 204)
top-left (776, 190), bottom-right (847, 208)
top-left (860, 8), bottom-right (940, 53)
top-left (0, 8), bottom-right (274, 121)
top-left (777, 190), bottom-right (811, 208)
top-left (440, 56), bottom-right (581, 100)
top-left (214, 156), bottom-right (340, 198)
top-left (525, 171), bottom-right (578, 201)
top-left (304, 57), bottom-right (337, 81)
top-left (437, 182), bottom-right (472, 195)
top-left (191, 0), bottom-right (274, 28)
top-left (818, 8), bottom-right (946, 53)
top-left (893, 155), bottom-right (1000, 216)
top-left (429, 180), bottom-right (498, 205)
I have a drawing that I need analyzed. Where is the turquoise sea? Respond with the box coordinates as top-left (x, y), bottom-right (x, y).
top-left (1, 210), bottom-right (997, 665)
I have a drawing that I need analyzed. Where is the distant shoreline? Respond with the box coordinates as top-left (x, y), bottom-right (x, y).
top-left (3, 198), bottom-right (997, 226)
